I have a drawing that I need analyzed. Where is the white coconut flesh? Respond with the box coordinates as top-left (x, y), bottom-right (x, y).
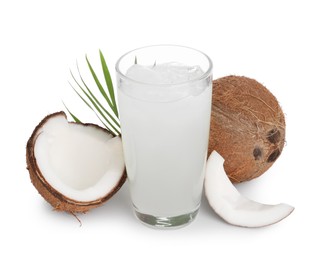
top-left (34, 114), bottom-right (125, 202)
top-left (205, 151), bottom-right (294, 227)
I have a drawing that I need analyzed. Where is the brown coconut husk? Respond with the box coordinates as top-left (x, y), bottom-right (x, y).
top-left (26, 111), bottom-right (127, 213)
top-left (209, 76), bottom-right (285, 183)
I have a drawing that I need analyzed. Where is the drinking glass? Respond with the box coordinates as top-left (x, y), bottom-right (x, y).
top-left (116, 45), bottom-right (212, 228)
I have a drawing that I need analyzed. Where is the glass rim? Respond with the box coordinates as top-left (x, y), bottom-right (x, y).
top-left (115, 44), bottom-right (213, 87)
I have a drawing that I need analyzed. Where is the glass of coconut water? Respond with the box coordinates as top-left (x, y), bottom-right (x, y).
top-left (116, 45), bottom-right (212, 228)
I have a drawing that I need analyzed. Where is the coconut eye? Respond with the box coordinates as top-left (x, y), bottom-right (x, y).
top-left (267, 149), bottom-right (281, 163)
top-left (267, 128), bottom-right (281, 144)
top-left (253, 147), bottom-right (263, 160)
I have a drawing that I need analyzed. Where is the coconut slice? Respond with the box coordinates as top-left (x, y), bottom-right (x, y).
top-left (205, 151), bottom-right (294, 227)
top-left (26, 111), bottom-right (126, 213)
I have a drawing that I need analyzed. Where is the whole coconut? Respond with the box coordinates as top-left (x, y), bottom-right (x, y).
top-left (209, 76), bottom-right (285, 183)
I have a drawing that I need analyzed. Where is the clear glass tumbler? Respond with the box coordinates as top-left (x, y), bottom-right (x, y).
top-left (116, 45), bottom-right (212, 228)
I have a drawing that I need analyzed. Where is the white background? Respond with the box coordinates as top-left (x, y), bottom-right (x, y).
top-left (1, 0), bottom-right (318, 259)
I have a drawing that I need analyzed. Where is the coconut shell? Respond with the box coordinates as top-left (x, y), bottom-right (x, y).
top-left (26, 111), bottom-right (127, 213)
top-left (209, 76), bottom-right (285, 183)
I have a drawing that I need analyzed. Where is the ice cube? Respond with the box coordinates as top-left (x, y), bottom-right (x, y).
top-left (123, 62), bottom-right (207, 101)
top-left (126, 62), bottom-right (204, 85)
top-left (126, 64), bottom-right (164, 84)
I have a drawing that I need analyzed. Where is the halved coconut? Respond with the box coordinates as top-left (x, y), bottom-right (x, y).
top-left (26, 111), bottom-right (126, 213)
top-left (205, 151), bottom-right (294, 227)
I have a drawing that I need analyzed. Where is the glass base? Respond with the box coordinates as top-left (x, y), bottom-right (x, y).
top-left (133, 206), bottom-right (200, 229)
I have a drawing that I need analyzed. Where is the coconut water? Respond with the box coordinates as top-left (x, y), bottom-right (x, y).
top-left (118, 62), bottom-right (212, 218)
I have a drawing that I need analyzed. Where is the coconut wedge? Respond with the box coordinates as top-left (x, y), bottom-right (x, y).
top-left (26, 112), bottom-right (126, 213)
top-left (205, 151), bottom-right (294, 227)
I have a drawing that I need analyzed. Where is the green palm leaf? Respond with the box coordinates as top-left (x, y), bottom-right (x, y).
top-left (69, 73), bottom-right (120, 136)
top-left (86, 55), bottom-right (116, 115)
top-left (65, 50), bottom-right (121, 136)
top-left (62, 102), bottom-right (81, 123)
top-left (72, 67), bottom-right (120, 129)
top-left (99, 50), bottom-right (119, 117)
